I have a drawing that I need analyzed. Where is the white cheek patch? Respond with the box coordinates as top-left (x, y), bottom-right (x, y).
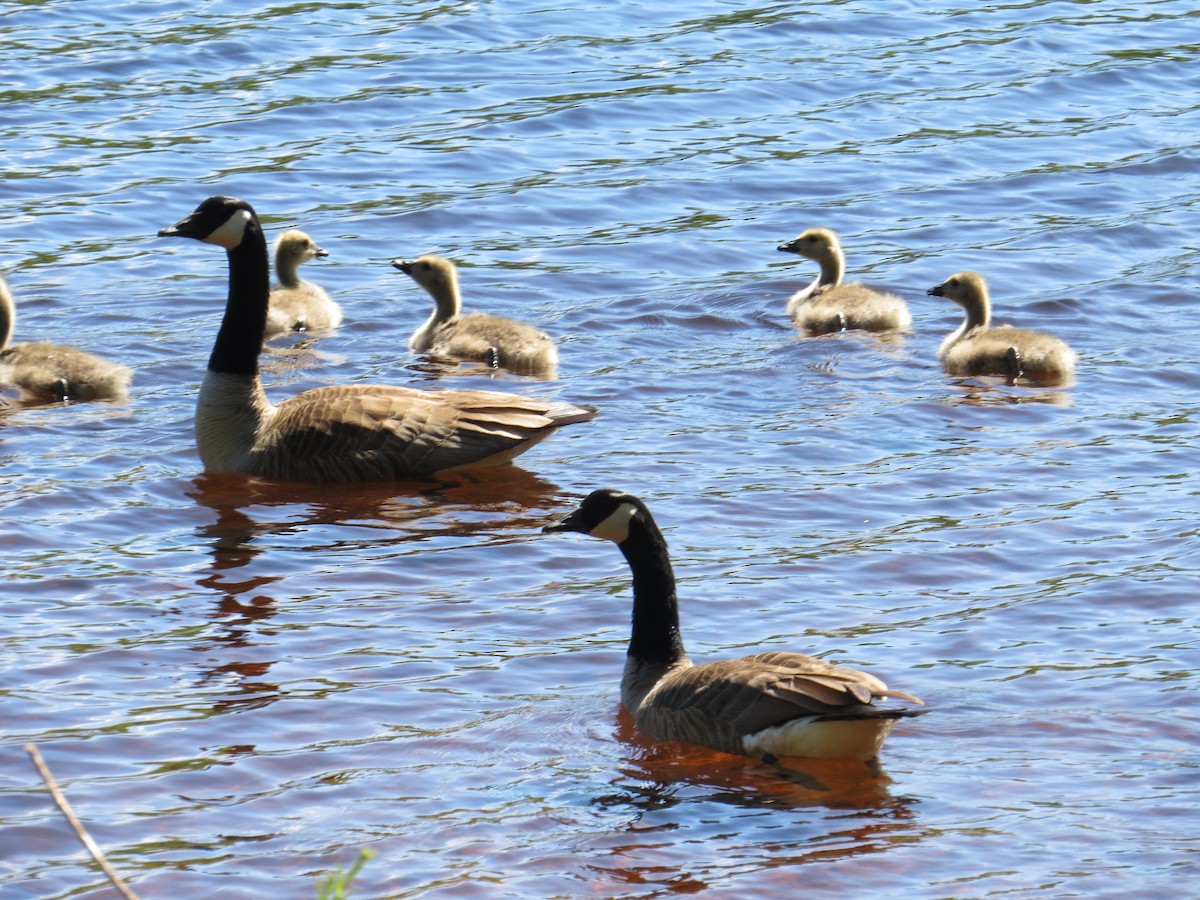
top-left (205, 208), bottom-right (253, 249)
top-left (590, 502), bottom-right (638, 543)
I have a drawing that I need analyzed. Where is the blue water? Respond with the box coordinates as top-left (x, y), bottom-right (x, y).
top-left (1, 1), bottom-right (1198, 897)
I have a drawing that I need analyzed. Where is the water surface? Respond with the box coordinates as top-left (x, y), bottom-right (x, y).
top-left (1, 1), bottom-right (1198, 897)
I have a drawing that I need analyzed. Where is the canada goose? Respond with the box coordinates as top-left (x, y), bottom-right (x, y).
top-left (543, 489), bottom-right (924, 762)
top-left (929, 271), bottom-right (1076, 384)
top-left (0, 273), bottom-right (132, 402)
top-left (394, 254), bottom-right (558, 377)
top-left (158, 196), bottom-right (595, 482)
top-left (265, 229), bottom-right (341, 336)
top-left (777, 228), bottom-right (912, 333)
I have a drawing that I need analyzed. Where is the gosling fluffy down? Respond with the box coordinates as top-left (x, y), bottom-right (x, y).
top-left (0, 274), bottom-right (132, 402)
top-left (265, 229), bottom-right (341, 336)
top-left (777, 227), bottom-right (911, 333)
top-left (929, 271), bottom-right (1076, 385)
top-left (394, 254), bottom-right (558, 377)
top-left (543, 489), bottom-right (924, 762)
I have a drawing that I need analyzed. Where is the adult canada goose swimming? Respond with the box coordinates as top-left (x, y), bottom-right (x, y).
top-left (777, 228), bottom-right (912, 333)
top-left (394, 254), bottom-right (558, 377)
top-left (0, 273), bottom-right (132, 402)
top-left (265, 229), bottom-right (341, 336)
top-left (543, 489), bottom-right (924, 762)
top-left (158, 196), bottom-right (595, 482)
top-left (929, 271), bottom-right (1076, 385)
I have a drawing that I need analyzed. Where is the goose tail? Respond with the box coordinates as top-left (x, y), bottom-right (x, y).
top-left (544, 401), bottom-right (598, 427)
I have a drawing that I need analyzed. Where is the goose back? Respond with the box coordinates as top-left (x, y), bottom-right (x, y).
top-left (247, 384), bottom-right (594, 482)
top-left (640, 651), bottom-right (922, 760)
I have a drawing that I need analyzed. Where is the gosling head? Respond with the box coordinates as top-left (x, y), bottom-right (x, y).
top-left (159, 196), bottom-right (261, 251)
top-left (274, 229), bottom-right (329, 265)
top-left (928, 271), bottom-right (990, 310)
top-left (393, 253), bottom-right (461, 304)
top-left (543, 488), bottom-right (647, 545)
top-left (777, 227), bottom-right (841, 262)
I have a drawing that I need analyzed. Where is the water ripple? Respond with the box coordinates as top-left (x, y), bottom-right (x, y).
top-left (2, 0), bottom-right (1199, 896)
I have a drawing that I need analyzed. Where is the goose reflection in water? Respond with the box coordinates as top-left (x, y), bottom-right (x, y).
top-left (943, 381), bottom-right (1074, 408)
top-left (187, 464), bottom-right (569, 555)
top-left (258, 333), bottom-right (347, 382)
top-left (184, 466), bottom-right (567, 718)
top-left (186, 474), bottom-right (284, 716)
top-left (604, 708), bottom-right (918, 810)
top-left (583, 711), bottom-right (921, 894)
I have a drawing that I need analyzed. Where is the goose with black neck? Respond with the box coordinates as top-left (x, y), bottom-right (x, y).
top-left (544, 489), bottom-right (924, 762)
top-left (159, 196), bottom-right (595, 482)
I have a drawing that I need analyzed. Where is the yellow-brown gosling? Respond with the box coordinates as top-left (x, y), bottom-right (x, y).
top-left (394, 254), bottom-right (558, 377)
top-left (158, 196), bottom-right (595, 483)
top-left (777, 227), bottom-right (912, 333)
top-left (265, 229), bottom-right (341, 336)
top-left (929, 271), bottom-right (1076, 385)
top-left (0, 273), bottom-right (132, 402)
top-left (544, 489), bottom-right (924, 762)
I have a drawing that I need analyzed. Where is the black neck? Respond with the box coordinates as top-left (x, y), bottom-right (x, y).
top-left (619, 515), bottom-right (688, 666)
top-left (208, 222), bottom-right (269, 377)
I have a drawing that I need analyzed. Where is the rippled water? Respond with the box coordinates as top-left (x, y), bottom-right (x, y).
top-left (2, 1), bottom-right (1198, 897)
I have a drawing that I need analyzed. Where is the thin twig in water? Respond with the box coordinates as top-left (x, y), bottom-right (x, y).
top-left (24, 743), bottom-right (139, 900)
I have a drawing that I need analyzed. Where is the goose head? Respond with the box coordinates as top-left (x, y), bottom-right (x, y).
top-left (928, 271), bottom-right (991, 325)
top-left (159, 196), bottom-right (261, 250)
top-left (274, 229), bottom-right (328, 266)
top-left (544, 488), bottom-right (646, 545)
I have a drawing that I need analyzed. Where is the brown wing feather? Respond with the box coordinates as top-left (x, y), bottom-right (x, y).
top-left (248, 385), bottom-right (595, 482)
top-left (638, 652), bottom-right (921, 754)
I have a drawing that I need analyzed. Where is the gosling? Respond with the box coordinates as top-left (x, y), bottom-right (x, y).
top-left (0, 273), bottom-right (132, 402)
top-left (929, 271), bottom-right (1076, 385)
top-left (777, 228), bottom-right (911, 333)
top-left (265, 229), bottom-right (341, 336)
top-left (394, 254), bottom-right (558, 377)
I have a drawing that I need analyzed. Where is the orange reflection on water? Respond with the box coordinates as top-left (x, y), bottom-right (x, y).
top-left (577, 711), bottom-right (923, 895)
top-left (611, 708), bottom-right (910, 808)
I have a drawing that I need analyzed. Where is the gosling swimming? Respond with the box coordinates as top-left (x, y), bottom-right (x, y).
top-left (394, 254), bottom-right (558, 377)
top-left (929, 271), bottom-right (1076, 385)
top-left (0, 273), bottom-right (132, 402)
top-left (265, 229), bottom-right (341, 336)
top-left (777, 228), bottom-right (911, 333)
